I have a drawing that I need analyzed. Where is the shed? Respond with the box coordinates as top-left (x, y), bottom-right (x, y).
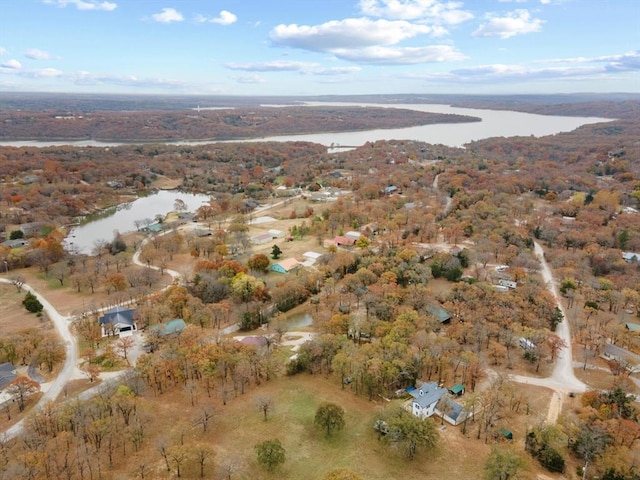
top-left (500, 428), bottom-right (513, 440)
top-left (626, 323), bottom-right (640, 333)
top-left (426, 304), bottom-right (452, 324)
top-left (333, 236), bottom-right (356, 247)
top-left (449, 383), bottom-right (465, 397)
top-left (251, 233), bottom-right (272, 245)
top-left (270, 258), bottom-right (300, 274)
top-left (303, 251), bottom-right (322, 261)
top-left (150, 318), bottom-right (187, 336)
top-left (268, 229), bottom-right (284, 239)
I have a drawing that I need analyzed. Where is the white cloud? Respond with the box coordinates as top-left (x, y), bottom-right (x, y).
top-left (195, 10), bottom-right (237, 25)
top-left (226, 61), bottom-right (320, 72)
top-left (0, 48), bottom-right (7, 55)
top-left (227, 61), bottom-right (361, 76)
top-left (151, 8), bottom-right (184, 23)
top-left (311, 66), bottom-right (362, 75)
top-left (44, 0), bottom-right (117, 11)
top-left (408, 51), bottom-right (640, 85)
top-left (25, 49), bottom-right (51, 60)
top-left (333, 44), bottom-right (466, 64)
top-left (26, 68), bottom-right (63, 78)
top-left (358, 0), bottom-right (473, 25)
top-left (212, 10), bottom-right (237, 25)
top-left (71, 72), bottom-right (186, 89)
top-left (270, 18), bottom-right (439, 52)
top-left (473, 9), bottom-right (544, 38)
top-left (1, 59), bottom-right (22, 69)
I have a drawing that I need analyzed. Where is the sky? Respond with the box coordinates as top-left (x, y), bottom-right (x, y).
top-left (0, 0), bottom-right (639, 96)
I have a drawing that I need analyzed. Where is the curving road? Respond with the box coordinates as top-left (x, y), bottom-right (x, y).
top-left (507, 242), bottom-right (586, 423)
top-left (0, 278), bottom-right (78, 441)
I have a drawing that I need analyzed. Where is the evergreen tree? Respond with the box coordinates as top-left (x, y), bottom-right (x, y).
top-left (22, 291), bottom-right (43, 314)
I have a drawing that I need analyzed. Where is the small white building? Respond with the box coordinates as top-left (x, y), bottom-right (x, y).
top-left (519, 337), bottom-right (536, 350)
top-left (268, 229), bottom-right (285, 239)
top-left (251, 233), bottom-right (272, 245)
top-left (498, 279), bottom-right (517, 289)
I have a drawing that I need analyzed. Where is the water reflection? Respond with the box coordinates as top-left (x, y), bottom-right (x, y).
top-left (281, 313), bottom-right (313, 330)
top-left (65, 190), bottom-right (210, 254)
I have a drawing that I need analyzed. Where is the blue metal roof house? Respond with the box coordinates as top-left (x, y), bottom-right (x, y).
top-left (99, 306), bottom-right (137, 337)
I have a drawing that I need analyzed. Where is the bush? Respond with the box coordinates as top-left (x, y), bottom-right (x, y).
top-left (538, 446), bottom-right (565, 473)
top-left (23, 291), bottom-right (43, 314)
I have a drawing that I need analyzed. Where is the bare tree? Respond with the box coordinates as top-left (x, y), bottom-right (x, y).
top-left (256, 395), bottom-right (274, 421)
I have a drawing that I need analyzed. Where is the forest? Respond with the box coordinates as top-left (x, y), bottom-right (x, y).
top-left (0, 96), bottom-right (639, 480)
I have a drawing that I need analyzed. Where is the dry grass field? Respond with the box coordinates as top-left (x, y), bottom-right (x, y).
top-left (96, 372), bottom-right (569, 480)
top-left (0, 282), bottom-right (44, 334)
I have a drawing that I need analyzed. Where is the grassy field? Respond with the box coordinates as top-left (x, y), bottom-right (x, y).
top-left (108, 374), bottom-right (504, 480)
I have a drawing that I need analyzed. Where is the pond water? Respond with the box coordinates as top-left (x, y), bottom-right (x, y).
top-left (65, 190), bottom-right (211, 254)
top-left (281, 312), bottom-right (314, 329)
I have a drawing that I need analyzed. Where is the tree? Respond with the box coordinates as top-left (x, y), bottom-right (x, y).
top-left (6, 377), bottom-right (40, 411)
top-left (383, 408), bottom-right (438, 459)
top-left (271, 244), bottom-right (282, 260)
top-left (193, 444), bottom-right (214, 478)
top-left (248, 253), bottom-right (270, 273)
top-left (254, 439), bottom-right (285, 472)
top-left (315, 402), bottom-right (346, 437)
top-left (323, 468), bottom-right (365, 480)
top-left (116, 335), bottom-right (135, 362)
top-left (573, 423), bottom-right (610, 480)
top-left (168, 445), bottom-right (190, 478)
top-left (256, 395), bottom-right (274, 421)
top-left (484, 446), bottom-right (526, 480)
top-left (22, 291), bottom-right (43, 314)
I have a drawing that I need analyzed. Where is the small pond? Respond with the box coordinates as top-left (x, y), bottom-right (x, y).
top-left (281, 312), bottom-right (314, 329)
top-left (65, 190), bottom-right (211, 254)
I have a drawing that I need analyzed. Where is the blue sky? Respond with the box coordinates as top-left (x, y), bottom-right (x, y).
top-left (0, 0), bottom-right (638, 95)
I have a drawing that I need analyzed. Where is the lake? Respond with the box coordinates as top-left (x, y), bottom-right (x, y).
top-left (0, 102), bottom-right (611, 149)
top-left (65, 190), bottom-right (211, 254)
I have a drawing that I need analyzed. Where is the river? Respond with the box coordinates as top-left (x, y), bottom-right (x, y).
top-left (0, 102), bottom-right (611, 149)
top-left (35, 103), bottom-right (608, 253)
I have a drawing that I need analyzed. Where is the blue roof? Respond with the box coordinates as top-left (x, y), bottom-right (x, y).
top-left (99, 306), bottom-right (135, 327)
top-left (150, 318), bottom-right (187, 336)
top-left (439, 397), bottom-right (464, 421)
top-left (409, 382), bottom-right (447, 408)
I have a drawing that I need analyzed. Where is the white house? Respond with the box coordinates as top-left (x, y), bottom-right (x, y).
top-left (409, 382), bottom-right (447, 419)
top-left (408, 382), bottom-right (466, 426)
top-left (99, 306), bottom-right (137, 337)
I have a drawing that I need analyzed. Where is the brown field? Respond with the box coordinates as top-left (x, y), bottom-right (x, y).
top-left (0, 282), bottom-right (44, 334)
top-left (98, 371), bottom-right (568, 480)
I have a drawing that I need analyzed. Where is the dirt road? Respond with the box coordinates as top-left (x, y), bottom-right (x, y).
top-left (507, 242), bottom-right (586, 423)
top-left (0, 279), bottom-right (78, 441)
